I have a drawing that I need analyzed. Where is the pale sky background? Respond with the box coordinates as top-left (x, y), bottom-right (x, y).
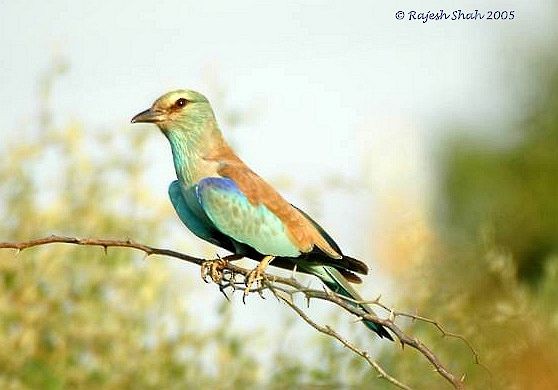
top-left (1, 0), bottom-right (555, 361)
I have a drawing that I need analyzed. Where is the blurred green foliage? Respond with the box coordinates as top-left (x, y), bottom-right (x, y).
top-left (373, 56), bottom-right (558, 388)
top-left (440, 83), bottom-right (558, 284)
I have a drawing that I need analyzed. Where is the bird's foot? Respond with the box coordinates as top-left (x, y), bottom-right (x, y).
top-left (201, 257), bottom-right (228, 284)
top-left (243, 256), bottom-right (274, 302)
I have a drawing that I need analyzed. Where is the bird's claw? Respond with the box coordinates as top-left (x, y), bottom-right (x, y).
top-left (243, 268), bottom-right (264, 301)
top-left (201, 258), bottom-right (228, 284)
top-left (243, 256), bottom-right (274, 302)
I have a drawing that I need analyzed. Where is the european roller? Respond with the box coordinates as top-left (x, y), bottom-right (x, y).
top-left (131, 90), bottom-right (392, 340)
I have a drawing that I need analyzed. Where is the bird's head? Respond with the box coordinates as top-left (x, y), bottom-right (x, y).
top-left (131, 89), bottom-right (214, 132)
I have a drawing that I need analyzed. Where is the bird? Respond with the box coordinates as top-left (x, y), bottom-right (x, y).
top-left (131, 89), bottom-right (392, 340)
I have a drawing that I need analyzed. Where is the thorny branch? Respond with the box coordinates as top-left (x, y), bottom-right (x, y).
top-left (0, 235), bottom-right (481, 389)
top-left (272, 289), bottom-right (412, 390)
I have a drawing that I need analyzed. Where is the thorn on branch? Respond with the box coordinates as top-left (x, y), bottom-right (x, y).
top-left (352, 316), bottom-right (363, 324)
top-left (389, 307), bottom-right (395, 322)
top-left (218, 283), bottom-right (231, 302)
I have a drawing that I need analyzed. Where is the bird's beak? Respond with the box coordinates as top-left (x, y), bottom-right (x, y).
top-left (130, 108), bottom-right (166, 124)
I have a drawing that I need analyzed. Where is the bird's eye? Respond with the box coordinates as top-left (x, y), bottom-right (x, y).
top-left (175, 98), bottom-right (187, 108)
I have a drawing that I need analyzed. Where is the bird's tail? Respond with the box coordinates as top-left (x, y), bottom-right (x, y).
top-left (307, 265), bottom-right (393, 340)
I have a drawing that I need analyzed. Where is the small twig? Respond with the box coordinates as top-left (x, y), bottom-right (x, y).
top-left (291, 288), bottom-right (466, 389)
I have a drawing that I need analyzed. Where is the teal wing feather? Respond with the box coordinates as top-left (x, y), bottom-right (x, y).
top-left (168, 180), bottom-right (224, 247)
top-left (196, 177), bottom-right (301, 257)
top-left (169, 180), bottom-right (267, 257)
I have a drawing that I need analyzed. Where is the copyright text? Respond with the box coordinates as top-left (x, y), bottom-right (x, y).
top-left (395, 9), bottom-right (516, 23)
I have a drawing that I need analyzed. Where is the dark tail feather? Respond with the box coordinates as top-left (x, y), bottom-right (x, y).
top-left (307, 265), bottom-right (393, 341)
